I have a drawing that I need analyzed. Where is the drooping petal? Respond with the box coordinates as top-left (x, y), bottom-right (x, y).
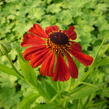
top-left (30, 48), bottom-right (50, 68)
top-left (64, 26), bottom-right (77, 40)
top-left (52, 53), bottom-right (70, 81)
top-left (65, 52), bottom-right (78, 78)
top-left (21, 33), bottom-right (45, 47)
top-left (45, 25), bottom-right (59, 35)
top-left (70, 41), bottom-right (82, 51)
top-left (70, 50), bottom-right (93, 66)
top-left (23, 45), bottom-right (46, 60)
top-left (29, 24), bottom-right (48, 38)
top-left (40, 52), bottom-right (55, 76)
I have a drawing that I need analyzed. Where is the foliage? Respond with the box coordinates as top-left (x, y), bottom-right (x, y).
top-left (0, 0), bottom-right (109, 109)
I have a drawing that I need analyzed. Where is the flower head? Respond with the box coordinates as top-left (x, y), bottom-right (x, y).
top-left (21, 24), bottom-right (93, 81)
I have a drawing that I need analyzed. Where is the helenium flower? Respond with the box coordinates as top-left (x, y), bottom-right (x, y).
top-left (21, 24), bottom-right (93, 81)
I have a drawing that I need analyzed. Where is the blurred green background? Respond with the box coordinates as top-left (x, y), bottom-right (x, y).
top-left (0, 0), bottom-right (109, 109)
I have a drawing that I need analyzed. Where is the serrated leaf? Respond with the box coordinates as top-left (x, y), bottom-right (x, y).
top-left (17, 93), bottom-right (38, 109)
top-left (0, 72), bottom-right (17, 87)
top-left (47, 3), bottom-right (62, 13)
top-left (0, 87), bottom-right (21, 109)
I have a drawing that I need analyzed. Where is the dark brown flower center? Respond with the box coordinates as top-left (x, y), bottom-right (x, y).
top-left (49, 32), bottom-right (68, 45)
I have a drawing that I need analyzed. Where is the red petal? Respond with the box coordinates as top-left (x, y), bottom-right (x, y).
top-left (64, 26), bottom-right (77, 40)
top-left (30, 48), bottom-right (50, 68)
top-left (21, 33), bottom-right (45, 47)
top-left (65, 53), bottom-right (78, 78)
top-left (70, 50), bottom-right (93, 66)
top-left (52, 53), bottom-right (70, 81)
top-left (40, 52), bottom-right (55, 76)
top-left (70, 41), bottom-right (82, 51)
top-left (23, 45), bottom-right (46, 60)
top-left (29, 24), bottom-right (48, 38)
top-left (45, 25), bottom-right (59, 35)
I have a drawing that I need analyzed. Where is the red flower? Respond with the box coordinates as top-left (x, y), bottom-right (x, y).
top-left (21, 24), bottom-right (93, 81)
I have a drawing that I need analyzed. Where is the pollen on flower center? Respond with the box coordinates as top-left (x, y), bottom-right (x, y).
top-left (49, 32), bottom-right (68, 45)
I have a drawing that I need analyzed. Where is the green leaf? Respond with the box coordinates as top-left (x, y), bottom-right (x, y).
top-left (0, 63), bottom-right (21, 77)
top-left (71, 85), bottom-right (98, 99)
top-left (32, 103), bottom-right (64, 109)
top-left (96, 56), bottom-right (109, 67)
top-left (47, 3), bottom-right (62, 13)
top-left (28, 8), bottom-right (45, 20)
top-left (0, 41), bottom-right (11, 56)
top-left (36, 80), bottom-right (57, 100)
top-left (0, 87), bottom-right (21, 109)
top-left (101, 87), bottom-right (109, 98)
top-left (17, 93), bottom-right (38, 109)
top-left (56, 10), bottom-right (73, 25)
top-left (0, 72), bottom-right (17, 87)
top-left (18, 54), bottom-right (38, 88)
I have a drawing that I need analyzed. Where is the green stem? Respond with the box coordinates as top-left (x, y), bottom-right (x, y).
top-left (80, 37), bottom-right (106, 82)
top-left (5, 54), bottom-right (24, 79)
top-left (94, 38), bottom-right (106, 60)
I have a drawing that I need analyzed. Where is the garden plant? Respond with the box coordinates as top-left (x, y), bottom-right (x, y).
top-left (0, 0), bottom-right (109, 109)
